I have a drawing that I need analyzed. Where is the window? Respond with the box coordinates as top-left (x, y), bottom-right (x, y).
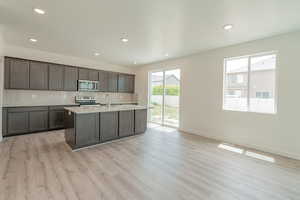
top-left (223, 53), bottom-right (277, 114)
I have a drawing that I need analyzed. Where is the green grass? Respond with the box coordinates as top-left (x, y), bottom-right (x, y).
top-left (150, 103), bottom-right (179, 122)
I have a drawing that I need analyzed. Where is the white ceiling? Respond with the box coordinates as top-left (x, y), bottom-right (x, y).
top-left (1, 0), bottom-right (300, 67)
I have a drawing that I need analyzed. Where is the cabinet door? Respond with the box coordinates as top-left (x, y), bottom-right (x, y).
top-left (100, 112), bottom-right (118, 142)
top-left (135, 109), bottom-right (147, 134)
top-left (49, 110), bottom-right (64, 129)
top-left (7, 112), bottom-right (29, 135)
top-left (9, 58), bottom-right (30, 89)
top-left (119, 110), bottom-right (134, 137)
top-left (128, 75), bottom-right (135, 93)
top-left (78, 68), bottom-right (89, 80)
top-left (118, 73), bottom-right (126, 92)
top-left (89, 70), bottom-right (99, 81)
top-left (99, 70), bottom-right (108, 92)
top-left (30, 61), bottom-right (49, 90)
top-left (29, 111), bottom-right (49, 132)
top-left (64, 66), bottom-right (78, 91)
top-left (49, 64), bottom-right (64, 90)
top-left (4, 58), bottom-right (10, 89)
top-left (2, 108), bottom-right (7, 136)
top-left (108, 72), bottom-right (118, 92)
top-left (75, 113), bottom-right (100, 147)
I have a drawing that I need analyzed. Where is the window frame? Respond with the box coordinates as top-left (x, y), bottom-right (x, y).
top-left (222, 51), bottom-right (278, 114)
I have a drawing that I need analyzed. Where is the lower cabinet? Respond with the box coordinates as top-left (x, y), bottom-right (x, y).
top-left (75, 113), bottom-right (100, 147)
top-left (7, 112), bottom-right (29, 136)
top-left (29, 110), bottom-right (48, 132)
top-left (119, 110), bottom-right (134, 137)
top-left (49, 110), bottom-right (65, 129)
top-left (2, 105), bottom-right (77, 137)
top-left (135, 109), bottom-right (147, 134)
top-left (2, 108), bottom-right (7, 136)
top-left (100, 112), bottom-right (119, 142)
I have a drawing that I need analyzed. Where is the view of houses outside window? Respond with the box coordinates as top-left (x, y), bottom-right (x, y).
top-left (223, 53), bottom-right (277, 114)
top-left (149, 69), bottom-right (180, 127)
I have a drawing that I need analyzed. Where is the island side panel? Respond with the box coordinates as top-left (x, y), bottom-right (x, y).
top-left (64, 110), bottom-right (76, 148)
top-left (75, 113), bottom-right (100, 148)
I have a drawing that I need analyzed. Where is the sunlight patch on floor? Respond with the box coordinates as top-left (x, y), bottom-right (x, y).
top-left (218, 143), bottom-right (244, 154)
top-left (245, 151), bottom-right (275, 163)
top-left (218, 143), bottom-right (276, 163)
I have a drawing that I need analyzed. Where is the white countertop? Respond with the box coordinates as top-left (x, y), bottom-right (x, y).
top-left (64, 105), bottom-right (148, 114)
top-left (3, 103), bottom-right (79, 108)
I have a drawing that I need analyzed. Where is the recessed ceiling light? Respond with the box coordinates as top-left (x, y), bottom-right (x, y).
top-left (29, 38), bottom-right (37, 42)
top-left (121, 38), bottom-right (129, 43)
top-left (94, 52), bottom-right (100, 56)
top-left (223, 24), bottom-right (233, 30)
top-left (34, 8), bottom-right (45, 15)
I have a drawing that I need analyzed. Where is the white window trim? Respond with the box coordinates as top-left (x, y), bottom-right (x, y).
top-left (222, 51), bottom-right (278, 115)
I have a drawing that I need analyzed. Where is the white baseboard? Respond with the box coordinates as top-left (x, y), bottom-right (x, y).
top-left (179, 127), bottom-right (300, 161)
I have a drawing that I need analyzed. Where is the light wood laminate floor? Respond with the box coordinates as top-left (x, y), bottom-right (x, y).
top-left (1, 126), bottom-right (300, 200)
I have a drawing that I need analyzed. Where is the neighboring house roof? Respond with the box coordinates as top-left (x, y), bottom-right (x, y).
top-left (227, 56), bottom-right (276, 73)
top-left (151, 74), bottom-right (180, 84)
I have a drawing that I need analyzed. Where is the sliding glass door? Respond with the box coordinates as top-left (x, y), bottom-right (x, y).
top-left (149, 69), bottom-right (180, 127)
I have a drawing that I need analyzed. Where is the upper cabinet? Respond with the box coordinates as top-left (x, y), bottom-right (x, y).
top-left (108, 72), bottom-right (118, 92)
top-left (98, 70), bottom-right (108, 92)
top-left (5, 57), bottom-right (30, 89)
top-left (79, 68), bottom-right (98, 81)
top-left (118, 73), bottom-right (135, 93)
top-left (4, 57), bottom-right (134, 93)
top-left (49, 64), bottom-right (64, 90)
top-left (89, 70), bottom-right (99, 81)
top-left (64, 66), bottom-right (78, 91)
top-left (29, 61), bottom-right (49, 90)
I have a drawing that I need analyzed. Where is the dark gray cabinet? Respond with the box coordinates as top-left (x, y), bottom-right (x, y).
top-left (4, 57), bottom-right (134, 93)
top-left (7, 111), bottom-right (29, 135)
top-left (2, 105), bottom-right (79, 137)
top-left (75, 113), bottom-right (100, 147)
top-left (49, 105), bottom-right (76, 129)
top-left (89, 70), bottom-right (99, 81)
top-left (135, 109), bottom-right (147, 134)
top-left (29, 109), bottom-right (48, 132)
top-left (119, 110), bottom-right (134, 137)
top-left (49, 64), bottom-right (64, 90)
top-left (108, 72), bottom-right (118, 92)
top-left (64, 66), bottom-right (78, 91)
top-left (118, 74), bottom-right (135, 93)
top-left (98, 70), bottom-right (108, 92)
top-left (78, 68), bottom-right (89, 80)
top-left (79, 68), bottom-right (98, 81)
top-left (2, 108), bottom-right (7, 136)
top-left (5, 58), bottom-right (30, 89)
top-left (100, 112), bottom-right (119, 142)
top-left (49, 110), bottom-right (64, 129)
top-left (29, 61), bottom-right (48, 90)
top-left (128, 75), bottom-right (135, 93)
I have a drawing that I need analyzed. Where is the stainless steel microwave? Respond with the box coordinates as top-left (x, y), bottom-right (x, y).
top-left (78, 80), bottom-right (99, 91)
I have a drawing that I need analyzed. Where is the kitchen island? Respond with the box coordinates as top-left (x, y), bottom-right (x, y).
top-left (64, 105), bottom-right (148, 150)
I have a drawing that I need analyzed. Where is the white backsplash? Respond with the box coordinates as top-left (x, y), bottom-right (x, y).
top-left (3, 90), bottom-right (138, 107)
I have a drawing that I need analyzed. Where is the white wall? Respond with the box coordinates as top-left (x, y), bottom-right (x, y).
top-left (4, 45), bottom-right (135, 74)
top-left (135, 31), bottom-right (300, 160)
